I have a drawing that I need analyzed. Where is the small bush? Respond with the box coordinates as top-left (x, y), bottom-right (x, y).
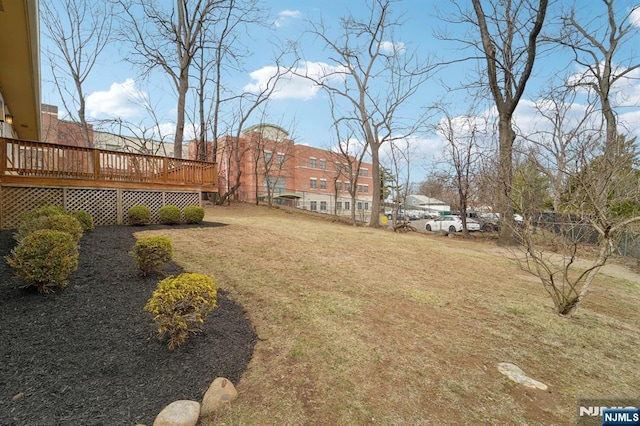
top-left (130, 236), bottom-right (173, 276)
top-left (183, 206), bottom-right (205, 224)
top-left (19, 205), bottom-right (66, 222)
top-left (16, 213), bottom-right (83, 242)
top-left (144, 273), bottom-right (218, 350)
top-left (159, 205), bottom-right (182, 225)
top-left (70, 210), bottom-right (95, 231)
top-left (6, 229), bottom-right (79, 293)
top-left (128, 205), bottom-right (152, 225)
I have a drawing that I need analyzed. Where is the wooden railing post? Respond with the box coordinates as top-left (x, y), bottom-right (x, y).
top-left (163, 157), bottom-right (168, 181)
top-left (92, 148), bottom-right (100, 179)
top-left (0, 138), bottom-right (6, 176)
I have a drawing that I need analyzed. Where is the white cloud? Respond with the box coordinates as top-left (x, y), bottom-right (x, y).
top-left (86, 79), bottom-right (147, 119)
top-left (630, 6), bottom-right (640, 27)
top-left (380, 41), bottom-right (406, 54)
top-left (274, 9), bottom-right (301, 28)
top-left (244, 61), bottom-right (347, 100)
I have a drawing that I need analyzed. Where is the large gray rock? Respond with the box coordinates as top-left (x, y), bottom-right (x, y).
top-left (153, 400), bottom-right (200, 426)
top-left (201, 377), bottom-right (238, 416)
top-left (498, 362), bottom-right (548, 390)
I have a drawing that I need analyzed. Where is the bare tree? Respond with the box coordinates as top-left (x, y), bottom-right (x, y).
top-left (381, 138), bottom-right (414, 229)
top-left (520, 82), bottom-right (600, 211)
top-left (451, 0), bottom-right (549, 242)
top-left (116, 0), bottom-right (223, 158)
top-left (558, 0), bottom-right (640, 161)
top-left (327, 95), bottom-right (369, 224)
top-left (517, 133), bottom-right (639, 316)
top-left (251, 118), bottom-right (295, 207)
top-left (435, 105), bottom-right (487, 234)
top-left (512, 1), bottom-right (640, 316)
top-left (41, 0), bottom-right (114, 147)
top-left (298, 0), bottom-right (432, 227)
top-left (216, 68), bottom-right (285, 205)
top-left (190, 0), bottom-right (265, 162)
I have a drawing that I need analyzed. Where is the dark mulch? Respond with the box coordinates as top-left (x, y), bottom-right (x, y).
top-left (0, 224), bottom-right (257, 426)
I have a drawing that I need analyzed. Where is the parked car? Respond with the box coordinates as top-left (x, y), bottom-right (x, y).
top-left (406, 210), bottom-right (423, 220)
top-left (425, 215), bottom-right (481, 232)
top-left (465, 211), bottom-right (500, 232)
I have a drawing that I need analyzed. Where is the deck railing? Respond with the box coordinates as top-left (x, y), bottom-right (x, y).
top-left (0, 138), bottom-right (217, 191)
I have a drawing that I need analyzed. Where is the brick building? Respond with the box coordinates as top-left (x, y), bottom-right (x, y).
top-left (188, 123), bottom-right (375, 219)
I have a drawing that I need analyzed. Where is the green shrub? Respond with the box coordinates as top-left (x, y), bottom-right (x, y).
top-left (128, 205), bottom-right (152, 225)
top-left (5, 229), bottom-right (79, 293)
top-left (70, 210), bottom-right (95, 231)
top-left (19, 205), bottom-right (66, 222)
top-left (130, 236), bottom-right (173, 276)
top-left (144, 273), bottom-right (218, 350)
top-left (16, 213), bottom-right (83, 242)
top-left (183, 206), bottom-right (205, 224)
top-left (159, 205), bottom-right (181, 225)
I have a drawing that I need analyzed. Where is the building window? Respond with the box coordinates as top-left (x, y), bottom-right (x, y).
top-left (357, 185), bottom-right (363, 193)
top-left (310, 157), bottom-right (316, 168)
top-left (335, 162), bottom-right (342, 172)
top-left (310, 201), bottom-right (317, 211)
top-left (265, 177), bottom-right (286, 193)
top-left (345, 182), bottom-right (351, 192)
top-left (320, 179), bottom-right (327, 189)
top-left (345, 201), bottom-right (350, 210)
top-left (264, 151), bottom-right (272, 163)
top-left (357, 202), bottom-right (363, 210)
top-left (277, 153), bottom-right (285, 165)
top-left (336, 181), bottom-right (342, 191)
top-left (310, 178), bottom-right (317, 189)
top-left (320, 201), bottom-right (327, 211)
top-left (336, 201), bottom-right (342, 210)
top-left (359, 168), bottom-right (369, 177)
top-left (364, 202), bottom-right (369, 210)
top-left (364, 185), bottom-right (369, 193)
top-left (319, 159), bottom-right (326, 170)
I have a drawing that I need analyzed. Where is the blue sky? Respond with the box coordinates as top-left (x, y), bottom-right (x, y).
top-left (39, 0), bottom-right (640, 180)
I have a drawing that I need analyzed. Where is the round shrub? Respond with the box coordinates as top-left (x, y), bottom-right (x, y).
top-left (6, 229), bottom-right (79, 293)
top-left (19, 205), bottom-right (66, 222)
top-left (70, 210), bottom-right (95, 231)
top-left (144, 273), bottom-right (218, 350)
top-left (159, 205), bottom-right (181, 225)
top-left (17, 213), bottom-right (83, 243)
top-left (128, 205), bottom-right (151, 225)
top-left (183, 206), bottom-right (205, 224)
top-left (130, 236), bottom-right (173, 276)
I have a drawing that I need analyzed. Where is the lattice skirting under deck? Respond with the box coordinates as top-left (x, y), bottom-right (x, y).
top-left (0, 185), bottom-right (201, 229)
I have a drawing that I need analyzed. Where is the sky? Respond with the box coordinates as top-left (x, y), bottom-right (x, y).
top-left (39, 0), bottom-right (640, 182)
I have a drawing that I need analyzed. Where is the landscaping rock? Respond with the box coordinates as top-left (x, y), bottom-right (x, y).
top-left (498, 362), bottom-right (548, 390)
top-left (200, 377), bottom-right (238, 416)
top-left (153, 400), bottom-right (200, 426)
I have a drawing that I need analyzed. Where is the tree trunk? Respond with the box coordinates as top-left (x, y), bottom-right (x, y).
top-left (369, 142), bottom-right (381, 227)
top-left (498, 115), bottom-right (516, 244)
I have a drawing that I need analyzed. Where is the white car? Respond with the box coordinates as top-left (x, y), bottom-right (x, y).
top-left (425, 215), bottom-right (481, 232)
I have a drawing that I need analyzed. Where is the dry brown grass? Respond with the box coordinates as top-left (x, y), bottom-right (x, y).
top-left (135, 203), bottom-right (640, 426)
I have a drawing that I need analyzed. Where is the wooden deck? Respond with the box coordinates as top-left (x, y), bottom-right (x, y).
top-left (0, 137), bottom-right (218, 192)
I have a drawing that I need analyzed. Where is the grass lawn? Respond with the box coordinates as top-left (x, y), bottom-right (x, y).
top-left (135, 203), bottom-right (640, 425)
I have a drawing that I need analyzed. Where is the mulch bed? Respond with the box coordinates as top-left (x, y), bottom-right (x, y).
top-left (0, 223), bottom-right (256, 426)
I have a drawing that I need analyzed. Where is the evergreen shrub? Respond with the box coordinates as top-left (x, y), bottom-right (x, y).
top-left (70, 210), bottom-right (95, 231)
top-left (6, 229), bottom-right (79, 293)
top-left (144, 273), bottom-right (218, 350)
top-left (159, 205), bottom-right (181, 225)
top-left (130, 236), bottom-right (173, 276)
top-left (128, 205), bottom-right (152, 225)
top-left (183, 206), bottom-right (205, 224)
